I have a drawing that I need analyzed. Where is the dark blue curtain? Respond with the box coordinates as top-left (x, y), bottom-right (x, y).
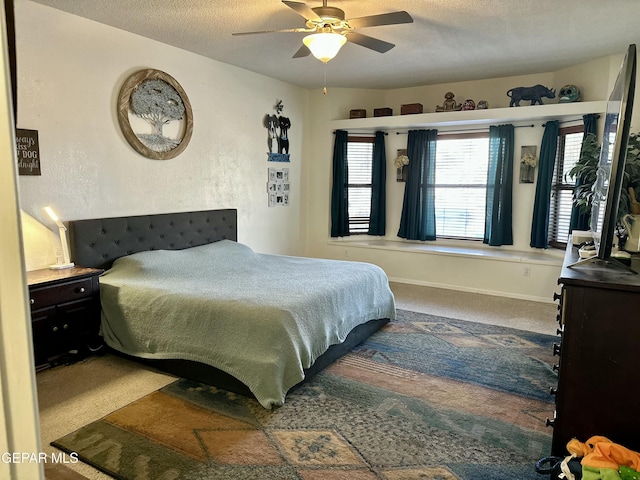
top-left (398, 129), bottom-right (438, 241)
top-left (569, 113), bottom-right (598, 231)
top-left (530, 121), bottom-right (560, 248)
top-left (484, 124), bottom-right (514, 246)
top-left (330, 130), bottom-right (349, 237)
top-left (368, 131), bottom-right (387, 235)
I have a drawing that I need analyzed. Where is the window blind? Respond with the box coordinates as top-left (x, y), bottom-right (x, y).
top-left (347, 138), bottom-right (374, 234)
top-left (434, 134), bottom-right (489, 240)
top-left (549, 128), bottom-right (584, 246)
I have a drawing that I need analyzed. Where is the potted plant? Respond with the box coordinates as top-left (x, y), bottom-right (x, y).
top-left (567, 132), bottom-right (640, 223)
top-left (622, 132), bottom-right (640, 215)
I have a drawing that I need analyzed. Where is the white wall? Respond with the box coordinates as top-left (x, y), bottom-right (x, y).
top-left (16, 1), bottom-right (307, 270)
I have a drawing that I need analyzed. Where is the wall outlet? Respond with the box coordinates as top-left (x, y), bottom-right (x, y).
top-left (344, 248), bottom-right (349, 258)
top-left (523, 265), bottom-right (531, 277)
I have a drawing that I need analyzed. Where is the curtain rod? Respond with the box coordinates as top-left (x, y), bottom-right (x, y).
top-left (332, 131), bottom-right (388, 135)
top-left (542, 114), bottom-right (600, 127)
top-left (394, 124), bottom-right (535, 135)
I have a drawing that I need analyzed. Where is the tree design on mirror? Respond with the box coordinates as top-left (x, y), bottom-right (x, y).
top-left (117, 69), bottom-right (193, 160)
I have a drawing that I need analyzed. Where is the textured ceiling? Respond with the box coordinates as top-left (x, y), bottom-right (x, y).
top-left (28, 0), bottom-right (639, 90)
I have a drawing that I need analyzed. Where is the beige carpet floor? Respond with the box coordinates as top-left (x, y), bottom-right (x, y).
top-left (38, 282), bottom-right (557, 480)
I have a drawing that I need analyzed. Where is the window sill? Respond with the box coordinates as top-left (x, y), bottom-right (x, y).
top-left (328, 238), bottom-right (564, 266)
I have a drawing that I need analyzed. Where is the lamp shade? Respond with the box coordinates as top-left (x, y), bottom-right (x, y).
top-left (303, 32), bottom-right (347, 63)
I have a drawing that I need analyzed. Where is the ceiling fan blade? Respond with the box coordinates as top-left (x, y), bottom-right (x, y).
top-left (347, 11), bottom-right (413, 29)
top-left (232, 27), bottom-right (310, 36)
top-left (282, 1), bottom-right (323, 22)
top-left (346, 31), bottom-right (395, 53)
top-left (292, 44), bottom-right (311, 58)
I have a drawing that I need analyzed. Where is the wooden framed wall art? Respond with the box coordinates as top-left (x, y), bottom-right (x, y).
top-left (117, 69), bottom-right (193, 160)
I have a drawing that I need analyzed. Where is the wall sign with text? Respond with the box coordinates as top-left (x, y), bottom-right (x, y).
top-left (16, 128), bottom-right (41, 175)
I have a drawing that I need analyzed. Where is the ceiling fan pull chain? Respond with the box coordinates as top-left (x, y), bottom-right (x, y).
top-left (323, 64), bottom-right (327, 95)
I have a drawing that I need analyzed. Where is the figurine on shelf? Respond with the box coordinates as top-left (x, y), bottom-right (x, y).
top-left (476, 100), bottom-right (489, 109)
top-left (559, 84), bottom-right (582, 103)
top-left (436, 92), bottom-right (462, 112)
top-left (462, 99), bottom-right (476, 110)
top-left (506, 84), bottom-right (556, 107)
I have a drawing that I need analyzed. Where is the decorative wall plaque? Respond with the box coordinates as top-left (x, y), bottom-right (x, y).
top-left (519, 145), bottom-right (538, 184)
top-left (16, 128), bottom-right (41, 175)
top-left (264, 99), bottom-right (291, 162)
top-left (117, 69), bottom-right (193, 160)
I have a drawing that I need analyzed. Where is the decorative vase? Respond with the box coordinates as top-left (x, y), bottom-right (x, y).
top-left (397, 166), bottom-right (408, 182)
top-left (520, 162), bottom-right (535, 183)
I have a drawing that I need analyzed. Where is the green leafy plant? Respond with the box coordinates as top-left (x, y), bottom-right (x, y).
top-left (567, 132), bottom-right (640, 224)
top-left (567, 133), bottom-right (600, 215)
top-left (621, 132), bottom-right (640, 215)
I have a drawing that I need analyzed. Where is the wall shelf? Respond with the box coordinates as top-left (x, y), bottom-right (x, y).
top-left (329, 101), bottom-right (607, 131)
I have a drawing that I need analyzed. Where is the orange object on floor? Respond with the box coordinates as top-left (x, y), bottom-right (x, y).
top-left (567, 436), bottom-right (640, 471)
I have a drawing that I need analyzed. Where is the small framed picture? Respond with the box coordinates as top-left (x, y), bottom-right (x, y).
top-left (267, 168), bottom-right (290, 207)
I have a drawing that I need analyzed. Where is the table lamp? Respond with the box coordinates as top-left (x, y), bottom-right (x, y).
top-left (44, 206), bottom-right (74, 269)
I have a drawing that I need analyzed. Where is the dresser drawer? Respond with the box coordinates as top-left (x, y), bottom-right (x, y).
top-left (32, 299), bottom-right (98, 365)
top-left (29, 278), bottom-right (95, 309)
top-left (31, 306), bottom-right (57, 345)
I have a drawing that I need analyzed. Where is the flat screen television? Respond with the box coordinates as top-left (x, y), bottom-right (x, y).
top-left (570, 43), bottom-right (636, 270)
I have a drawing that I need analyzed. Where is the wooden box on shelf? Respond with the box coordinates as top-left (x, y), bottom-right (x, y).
top-left (349, 109), bottom-right (366, 119)
top-left (401, 103), bottom-right (423, 115)
top-left (374, 108), bottom-right (393, 117)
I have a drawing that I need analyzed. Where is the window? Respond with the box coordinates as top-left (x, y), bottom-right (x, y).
top-left (548, 126), bottom-right (584, 247)
top-left (346, 136), bottom-right (374, 234)
top-left (434, 133), bottom-right (490, 240)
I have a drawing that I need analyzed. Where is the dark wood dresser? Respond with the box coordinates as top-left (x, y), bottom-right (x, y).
top-left (27, 266), bottom-right (104, 368)
top-left (550, 246), bottom-right (640, 457)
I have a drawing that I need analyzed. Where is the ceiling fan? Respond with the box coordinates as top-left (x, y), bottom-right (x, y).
top-left (232, 0), bottom-right (413, 63)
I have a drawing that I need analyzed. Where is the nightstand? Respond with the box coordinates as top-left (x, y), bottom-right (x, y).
top-left (27, 266), bottom-right (104, 369)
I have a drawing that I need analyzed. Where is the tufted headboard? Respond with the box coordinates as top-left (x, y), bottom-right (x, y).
top-left (68, 209), bottom-right (237, 270)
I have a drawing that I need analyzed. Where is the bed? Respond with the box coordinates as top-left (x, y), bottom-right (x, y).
top-left (68, 209), bottom-right (395, 408)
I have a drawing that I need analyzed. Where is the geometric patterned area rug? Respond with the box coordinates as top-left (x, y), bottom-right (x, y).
top-left (52, 309), bottom-right (557, 480)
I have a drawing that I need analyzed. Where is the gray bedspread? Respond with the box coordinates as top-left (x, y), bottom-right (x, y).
top-left (99, 240), bottom-right (396, 408)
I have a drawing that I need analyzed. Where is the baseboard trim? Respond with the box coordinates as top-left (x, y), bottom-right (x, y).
top-left (388, 276), bottom-right (556, 304)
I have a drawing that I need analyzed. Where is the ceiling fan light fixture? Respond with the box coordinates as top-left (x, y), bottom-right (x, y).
top-left (303, 32), bottom-right (346, 63)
